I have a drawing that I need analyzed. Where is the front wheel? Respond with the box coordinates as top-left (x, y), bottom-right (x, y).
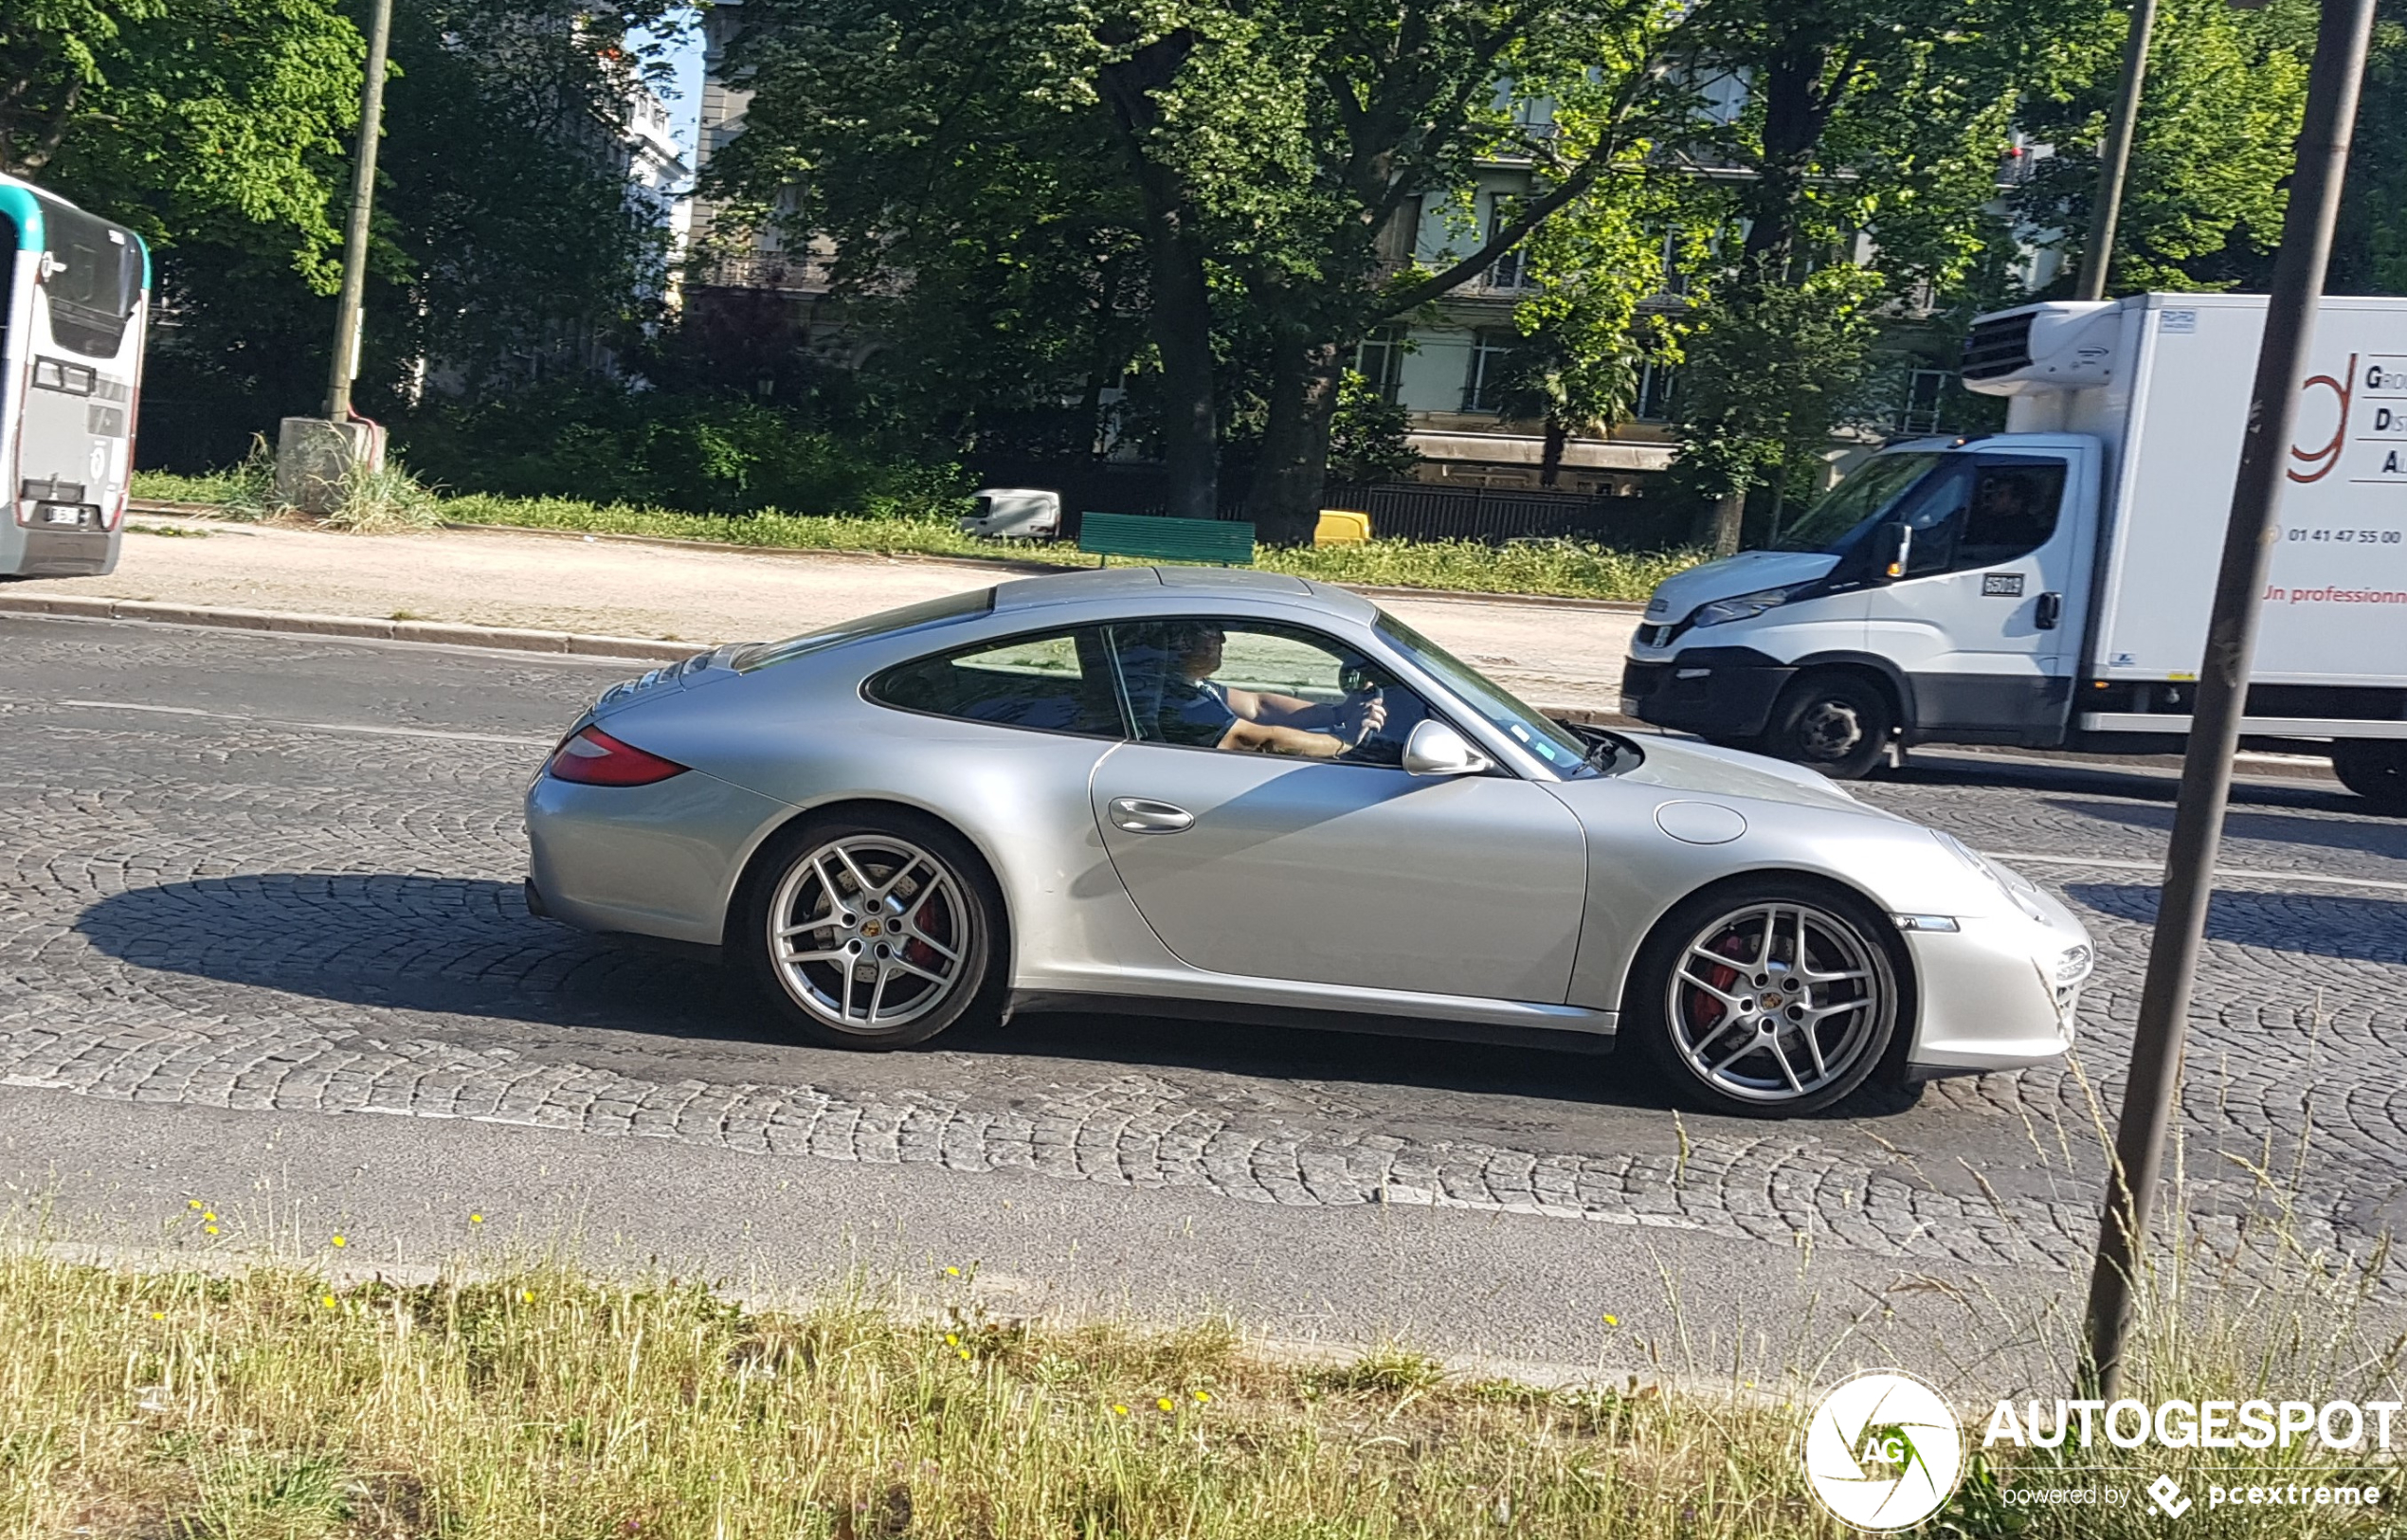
top-left (1630, 879), bottom-right (1906, 1117)
top-left (1757, 672), bottom-right (1894, 780)
top-left (744, 812), bottom-right (1005, 1049)
top-left (2331, 740), bottom-right (2407, 815)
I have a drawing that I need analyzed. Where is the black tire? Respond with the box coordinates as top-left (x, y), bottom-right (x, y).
top-left (1758, 671), bottom-right (1895, 780)
top-left (2331, 740), bottom-right (2407, 815)
top-left (1628, 876), bottom-right (1909, 1118)
top-left (742, 809), bottom-right (1006, 1049)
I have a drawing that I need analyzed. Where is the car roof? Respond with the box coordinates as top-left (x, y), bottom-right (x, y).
top-left (990, 565), bottom-right (1376, 624)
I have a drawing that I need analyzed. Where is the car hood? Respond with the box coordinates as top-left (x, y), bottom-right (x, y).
top-left (1599, 733), bottom-right (1887, 815)
top-left (1642, 550), bottom-right (1838, 625)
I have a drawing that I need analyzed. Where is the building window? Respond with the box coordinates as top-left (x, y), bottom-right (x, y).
top-left (1463, 329), bottom-right (1514, 412)
top-left (1899, 369), bottom-right (1953, 435)
top-left (1635, 360), bottom-right (1679, 422)
top-left (1485, 200), bottom-right (1526, 291)
top-left (1355, 326), bottom-right (1405, 403)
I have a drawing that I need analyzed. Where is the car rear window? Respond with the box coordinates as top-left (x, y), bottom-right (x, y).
top-left (733, 589), bottom-right (995, 673)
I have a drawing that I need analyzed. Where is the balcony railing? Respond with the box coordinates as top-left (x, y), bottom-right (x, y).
top-left (692, 251), bottom-right (837, 293)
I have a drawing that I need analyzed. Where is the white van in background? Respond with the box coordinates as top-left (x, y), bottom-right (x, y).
top-left (961, 488), bottom-right (1061, 540)
top-left (1620, 292), bottom-right (2407, 812)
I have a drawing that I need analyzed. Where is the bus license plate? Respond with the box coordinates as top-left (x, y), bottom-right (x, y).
top-left (43, 507), bottom-right (81, 526)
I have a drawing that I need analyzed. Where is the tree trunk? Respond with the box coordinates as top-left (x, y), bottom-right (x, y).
top-left (1096, 33), bottom-right (1217, 521)
top-left (1540, 419), bottom-right (1566, 488)
top-left (1249, 335), bottom-right (1347, 545)
top-left (1703, 491), bottom-right (1745, 557)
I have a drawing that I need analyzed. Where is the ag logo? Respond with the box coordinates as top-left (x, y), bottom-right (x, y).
top-left (1801, 1369), bottom-right (1964, 1531)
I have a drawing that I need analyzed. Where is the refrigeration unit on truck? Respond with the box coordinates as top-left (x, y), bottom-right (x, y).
top-left (1620, 291), bottom-right (2407, 812)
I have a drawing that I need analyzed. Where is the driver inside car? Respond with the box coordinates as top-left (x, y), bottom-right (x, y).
top-left (1160, 623), bottom-right (1386, 757)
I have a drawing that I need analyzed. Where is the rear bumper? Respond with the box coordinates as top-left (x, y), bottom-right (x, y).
top-left (4, 524), bottom-right (117, 577)
top-left (1620, 649), bottom-right (1795, 740)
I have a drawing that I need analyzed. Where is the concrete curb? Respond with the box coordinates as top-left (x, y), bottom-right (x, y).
top-left (124, 501), bottom-right (1654, 615)
top-left (0, 591), bottom-right (702, 662)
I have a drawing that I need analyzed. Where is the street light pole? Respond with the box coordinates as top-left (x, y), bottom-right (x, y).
top-left (2077, 0), bottom-right (2378, 1400)
top-left (2073, 0), bottom-right (2161, 302)
top-left (325, 0), bottom-right (395, 421)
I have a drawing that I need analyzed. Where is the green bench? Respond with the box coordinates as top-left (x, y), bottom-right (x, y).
top-left (1077, 512), bottom-right (1256, 568)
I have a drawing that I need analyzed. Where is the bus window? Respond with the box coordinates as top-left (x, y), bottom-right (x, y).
top-left (41, 200), bottom-right (142, 358)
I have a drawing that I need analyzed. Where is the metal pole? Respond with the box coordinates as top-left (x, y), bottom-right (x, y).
top-left (324, 0), bottom-right (395, 420)
top-left (2078, 0), bottom-right (2378, 1400)
top-left (2072, 0), bottom-right (2161, 302)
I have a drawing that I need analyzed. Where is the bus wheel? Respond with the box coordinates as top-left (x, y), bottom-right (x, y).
top-left (1760, 672), bottom-right (1893, 781)
top-left (2331, 740), bottom-right (2407, 815)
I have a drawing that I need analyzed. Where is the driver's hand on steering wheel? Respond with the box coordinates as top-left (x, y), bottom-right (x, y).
top-left (1339, 690), bottom-right (1387, 746)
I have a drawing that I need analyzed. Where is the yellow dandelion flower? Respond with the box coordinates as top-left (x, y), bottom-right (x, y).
top-left (204, 1224), bottom-right (218, 1235)
top-left (1112, 1404), bottom-right (1129, 1416)
top-left (202, 1211), bottom-right (215, 1222)
top-left (946, 1333), bottom-right (958, 1347)
top-left (469, 1213), bottom-right (484, 1224)
top-left (330, 1235), bottom-right (346, 1248)
top-left (322, 1295), bottom-right (337, 1310)
top-left (1194, 1390), bottom-right (1211, 1404)
top-left (151, 1312), bottom-right (165, 1320)
top-left (957, 1348), bottom-right (971, 1361)
top-left (1602, 1314), bottom-right (1620, 1327)
top-left (186, 1199), bottom-right (202, 1210)
top-left (945, 1265), bottom-right (961, 1277)
top-left (520, 1289), bottom-right (534, 1303)
top-left (1156, 1397), bottom-right (1173, 1412)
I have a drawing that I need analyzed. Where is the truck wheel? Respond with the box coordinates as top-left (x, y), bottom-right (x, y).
top-left (2331, 741), bottom-right (2407, 815)
top-left (1759, 672), bottom-right (1893, 780)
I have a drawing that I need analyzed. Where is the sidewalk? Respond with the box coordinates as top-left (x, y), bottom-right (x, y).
top-left (19, 514), bottom-right (1638, 713)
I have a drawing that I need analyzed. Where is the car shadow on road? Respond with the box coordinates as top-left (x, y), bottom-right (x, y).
top-left (79, 873), bottom-right (1813, 1116)
top-left (2067, 882), bottom-right (2407, 965)
top-left (2045, 798), bottom-right (2407, 863)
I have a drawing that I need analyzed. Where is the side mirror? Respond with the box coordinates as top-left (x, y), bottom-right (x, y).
top-left (1872, 522), bottom-right (1913, 581)
top-left (1402, 719), bottom-right (1493, 777)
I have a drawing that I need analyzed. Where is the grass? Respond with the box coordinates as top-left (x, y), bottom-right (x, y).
top-left (130, 467), bottom-right (1702, 602)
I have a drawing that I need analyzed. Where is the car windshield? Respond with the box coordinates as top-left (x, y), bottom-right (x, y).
top-left (1373, 611), bottom-right (1602, 778)
top-left (1771, 452), bottom-right (1946, 553)
top-left (735, 589), bottom-right (996, 672)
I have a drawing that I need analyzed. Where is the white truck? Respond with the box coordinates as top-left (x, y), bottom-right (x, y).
top-left (1620, 292), bottom-right (2407, 811)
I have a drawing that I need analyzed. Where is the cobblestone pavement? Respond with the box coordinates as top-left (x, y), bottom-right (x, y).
top-left (5, 616), bottom-right (2404, 1292)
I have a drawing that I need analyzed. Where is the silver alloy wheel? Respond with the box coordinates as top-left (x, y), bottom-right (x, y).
top-left (766, 834), bottom-right (970, 1036)
top-left (1666, 900), bottom-right (1887, 1105)
top-left (1796, 699), bottom-right (1864, 761)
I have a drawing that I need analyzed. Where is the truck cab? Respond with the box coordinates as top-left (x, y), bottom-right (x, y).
top-left (1621, 434), bottom-right (2102, 778)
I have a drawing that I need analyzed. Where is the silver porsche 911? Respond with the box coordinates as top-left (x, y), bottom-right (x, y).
top-left (525, 567), bottom-right (2090, 1116)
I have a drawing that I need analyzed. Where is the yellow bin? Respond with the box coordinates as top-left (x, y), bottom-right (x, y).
top-left (1314, 509), bottom-right (1372, 545)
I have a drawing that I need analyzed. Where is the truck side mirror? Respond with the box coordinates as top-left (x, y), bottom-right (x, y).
top-left (1873, 522), bottom-right (1912, 581)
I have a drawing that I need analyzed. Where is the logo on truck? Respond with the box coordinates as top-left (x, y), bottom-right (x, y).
top-left (2289, 354), bottom-right (2355, 484)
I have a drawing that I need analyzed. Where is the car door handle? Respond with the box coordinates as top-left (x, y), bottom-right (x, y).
top-left (2036, 591), bottom-right (2063, 630)
top-left (1108, 797), bottom-right (1195, 835)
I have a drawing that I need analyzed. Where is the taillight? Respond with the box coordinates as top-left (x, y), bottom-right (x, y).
top-left (546, 725), bottom-right (689, 786)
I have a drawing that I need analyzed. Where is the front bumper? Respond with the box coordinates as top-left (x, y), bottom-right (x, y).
top-left (1901, 894), bottom-right (2091, 1078)
top-left (1620, 648), bottom-right (1797, 741)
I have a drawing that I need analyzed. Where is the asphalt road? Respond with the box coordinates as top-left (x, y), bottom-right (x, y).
top-left (5, 614), bottom-right (2404, 1397)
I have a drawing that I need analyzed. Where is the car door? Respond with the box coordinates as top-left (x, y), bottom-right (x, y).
top-left (1861, 448), bottom-right (2093, 734)
top-left (1086, 618), bottom-right (1588, 1003)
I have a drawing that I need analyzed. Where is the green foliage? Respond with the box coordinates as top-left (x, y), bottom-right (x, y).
top-left (1326, 371), bottom-right (1421, 484)
top-left (395, 386), bottom-right (973, 520)
top-left (1667, 267), bottom-right (1885, 506)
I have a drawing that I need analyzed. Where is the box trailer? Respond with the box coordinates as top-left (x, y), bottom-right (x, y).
top-left (1620, 292), bottom-right (2407, 810)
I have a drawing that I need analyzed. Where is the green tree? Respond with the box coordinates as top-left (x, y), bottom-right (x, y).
top-left (1, 0), bottom-right (364, 282)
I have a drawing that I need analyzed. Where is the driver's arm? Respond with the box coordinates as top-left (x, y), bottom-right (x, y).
top-left (1222, 685), bottom-right (1338, 728)
top-left (1215, 719), bottom-right (1349, 758)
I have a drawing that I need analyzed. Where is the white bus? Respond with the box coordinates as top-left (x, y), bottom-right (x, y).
top-left (1, 175), bottom-right (150, 576)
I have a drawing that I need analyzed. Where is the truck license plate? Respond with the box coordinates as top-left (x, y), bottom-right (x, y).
top-left (43, 506), bottom-right (82, 526)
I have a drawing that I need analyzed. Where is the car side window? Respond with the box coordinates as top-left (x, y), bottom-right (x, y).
top-left (1105, 620), bottom-right (1433, 766)
top-left (866, 627), bottom-right (1126, 736)
top-left (1897, 458), bottom-right (2067, 578)
top-left (1956, 459), bottom-right (2067, 570)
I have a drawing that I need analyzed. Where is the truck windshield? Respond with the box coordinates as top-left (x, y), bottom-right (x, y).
top-left (1772, 453), bottom-right (1944, 553)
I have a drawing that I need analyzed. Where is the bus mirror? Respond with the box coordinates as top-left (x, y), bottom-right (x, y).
top-left (1873, 523), bottom-right (1912, 581)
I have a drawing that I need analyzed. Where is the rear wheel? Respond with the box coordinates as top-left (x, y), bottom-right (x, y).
top-left (1631, 879), bottom-right (1905, 1117)
top-left (744, 812), bottom-right (1005, 1049)
top-left (1758, 672), bottom-right (1893, 780)
top-left (2331, 740), bottom-right (2407, 815)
